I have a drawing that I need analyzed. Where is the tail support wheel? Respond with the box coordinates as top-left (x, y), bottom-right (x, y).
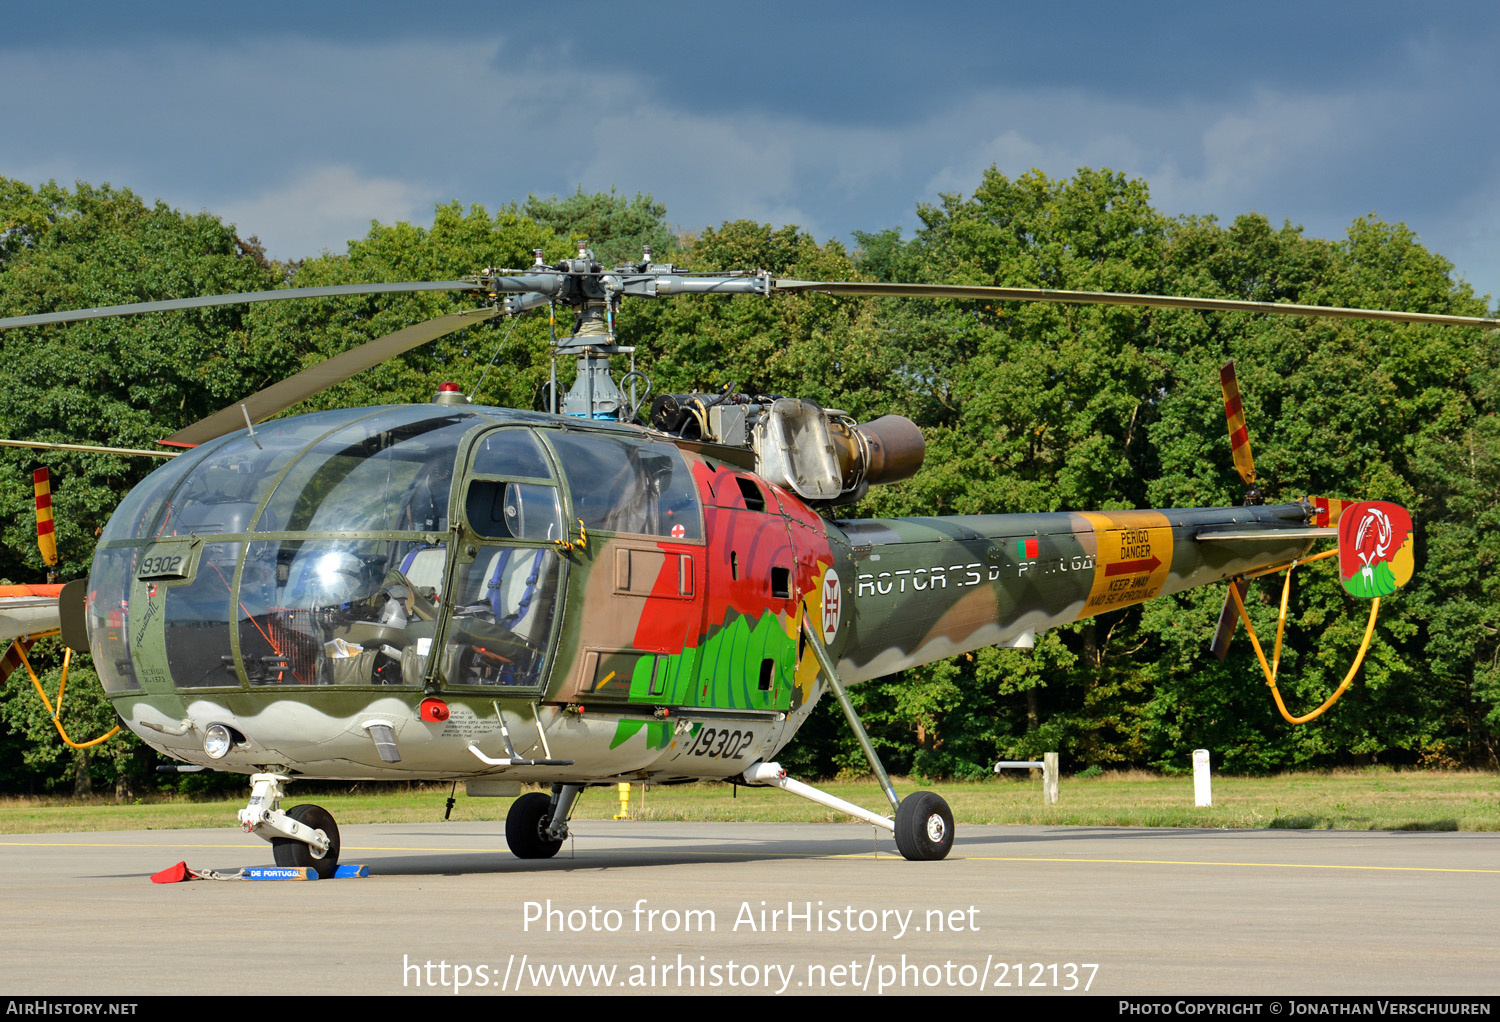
top-left (506, 790), bottom-right (564, 859)
top-left (893, 791), bottom-right (954, 861)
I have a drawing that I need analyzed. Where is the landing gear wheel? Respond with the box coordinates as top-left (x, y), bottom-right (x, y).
top-left (893, 791), bottom-right (954, 861)
top-left (506, 791), bottom-right (563, 859)
top-left (271, 803), bottom-right (341, 878)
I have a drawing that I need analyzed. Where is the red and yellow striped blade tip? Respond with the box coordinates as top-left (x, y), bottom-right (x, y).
top-left (32, 467), bottom-right (57, 567)
top-left (1219, 362), bottom-right (1256, 486)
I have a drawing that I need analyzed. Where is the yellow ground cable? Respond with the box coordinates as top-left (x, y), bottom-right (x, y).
top-left (13, 637), bottom-right (121, 749)
top-left (1227, 569), bottom-right (1380, 724)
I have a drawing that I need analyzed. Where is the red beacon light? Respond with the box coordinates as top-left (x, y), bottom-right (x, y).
top-left (419, 697), bottom-right (450, 723)
top-left (432, 382), bottom-right (468, 406)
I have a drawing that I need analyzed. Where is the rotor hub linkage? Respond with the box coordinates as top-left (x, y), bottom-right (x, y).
top-left (473, 248), bottom-right (772, 324)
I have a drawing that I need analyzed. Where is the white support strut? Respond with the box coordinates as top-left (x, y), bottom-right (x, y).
top-left (236, 772), bottom-right (330, 855)
top-left (742, 761), bottom-right (895, 833)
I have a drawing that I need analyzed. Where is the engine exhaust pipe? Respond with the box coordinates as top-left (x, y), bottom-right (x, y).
top-left (828, 414), bottom-right (925, 489)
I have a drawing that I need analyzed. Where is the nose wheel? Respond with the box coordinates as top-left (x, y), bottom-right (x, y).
top-left (238, 774), bottom-right (342, 878)
top-left (271, 803), bottom-right (342, 878)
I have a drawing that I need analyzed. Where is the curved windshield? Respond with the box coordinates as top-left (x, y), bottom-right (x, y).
top-left (97, 437), bottom-right (232, 546)
top-left (162, 411), bottom-right (355, 536)
top-left (257, 407), bottom-right (475, 534)
top-left (238, 538), bottom-right (420, 686)
top-left (89, 547), bottom-right (140, 694)
top-left (163, 541), bottom-right (243, 687)
top-left (89, 405), bottom-right (582, 695)
top-left (97, 409), bottom-right (358, 545)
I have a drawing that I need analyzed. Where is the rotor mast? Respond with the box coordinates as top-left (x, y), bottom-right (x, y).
top-left (479, 241), bottom-right (772, 421)
top-left (551, 241), bottom-right (630, 420)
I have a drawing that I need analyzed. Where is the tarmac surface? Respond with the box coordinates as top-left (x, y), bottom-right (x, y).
top-left (2, 819), bottom-right (1498, 997)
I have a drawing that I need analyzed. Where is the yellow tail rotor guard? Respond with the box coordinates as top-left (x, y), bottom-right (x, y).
top-left (1227, 551), bottom-right (1381, 725)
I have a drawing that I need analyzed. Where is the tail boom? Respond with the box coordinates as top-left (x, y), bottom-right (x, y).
top-left (833, 503), bottom-right (1315, 682)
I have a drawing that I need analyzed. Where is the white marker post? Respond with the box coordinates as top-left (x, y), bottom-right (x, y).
top-left (993, 753), bottom-right (1060, 805)
top-left (1192, 749), bottom-right (1212, 807)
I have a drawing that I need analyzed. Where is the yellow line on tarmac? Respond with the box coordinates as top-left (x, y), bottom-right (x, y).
top-left (956, 854), bottom-right (1500, 875)
top-left (0, 840), bottom-right (239, 849)
top-left (0, 839), bottom-right (856, 857)
top-left (5, 841), bottom-right (1496, 875)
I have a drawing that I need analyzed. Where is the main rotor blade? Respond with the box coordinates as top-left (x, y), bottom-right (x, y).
top-left (773, 280), bottom-right (1500, 329)
top-left (162, 306), bottom-right (504, 447)
top-left (0, 281), bottom-right (481, 332)
top-left (0, 439), bottom-right (176, 458)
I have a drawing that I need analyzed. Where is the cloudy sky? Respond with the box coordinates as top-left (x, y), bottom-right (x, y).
top-left (5, 2), bottom-right (1500, 302)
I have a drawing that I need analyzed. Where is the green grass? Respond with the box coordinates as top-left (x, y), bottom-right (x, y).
top-left (3, 768), bottom-right (1498, 834)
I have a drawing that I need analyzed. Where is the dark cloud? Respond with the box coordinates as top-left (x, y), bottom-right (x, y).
top-left (3, 2), bottom-right (1496, 296)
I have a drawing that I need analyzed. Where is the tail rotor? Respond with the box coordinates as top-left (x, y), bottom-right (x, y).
top-left (1202, 363), bottom-right (1417, 723)
top-left (34, 467), bottom-right (58, 584)
top-left (1208, 361), bottom-right (1259, 660)
top-left (1219, 361), bottom-right (1262, 505)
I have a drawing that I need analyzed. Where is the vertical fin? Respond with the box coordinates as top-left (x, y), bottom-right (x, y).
top-left (1336, 501), bottom-right (1415, 597)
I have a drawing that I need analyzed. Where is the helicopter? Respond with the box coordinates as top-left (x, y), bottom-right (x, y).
top-left (0, 242), bottom-right (1449, 877)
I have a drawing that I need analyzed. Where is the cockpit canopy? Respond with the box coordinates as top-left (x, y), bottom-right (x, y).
top-left (89, 405), bottom-right (703, 697)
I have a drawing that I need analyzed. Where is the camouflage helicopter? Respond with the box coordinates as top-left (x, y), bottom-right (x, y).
top-left (0, 245), bottom-right (1448, 877)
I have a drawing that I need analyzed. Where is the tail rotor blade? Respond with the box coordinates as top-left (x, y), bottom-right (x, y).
top-left (33, 468), bottom-right (57, 573)
top-left (1209, 577), bottom-right (1250, 661)
top-left (1219, 361), bottom-right (1256, 487)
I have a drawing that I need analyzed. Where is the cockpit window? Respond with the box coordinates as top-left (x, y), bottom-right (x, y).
top-left (544, 431), bottom-right (702, 540)
top-left (444, 545), bottom-right (561, 689)
top-left (466, 482), bottom-right (563, 542)
top-left (469, 428), bottom-right (553, 480)
top-left (257, 408), bottom-right (475, 533)
top-left (462, 428), bottom-right (563, 542)
top-left (98, 439), bottom-right (222, 546)
top-left (238, 537), bottom-right (418, 686)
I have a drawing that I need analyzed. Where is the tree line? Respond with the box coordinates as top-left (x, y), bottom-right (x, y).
top-left (0, 170), bottom-right (1495, 795)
